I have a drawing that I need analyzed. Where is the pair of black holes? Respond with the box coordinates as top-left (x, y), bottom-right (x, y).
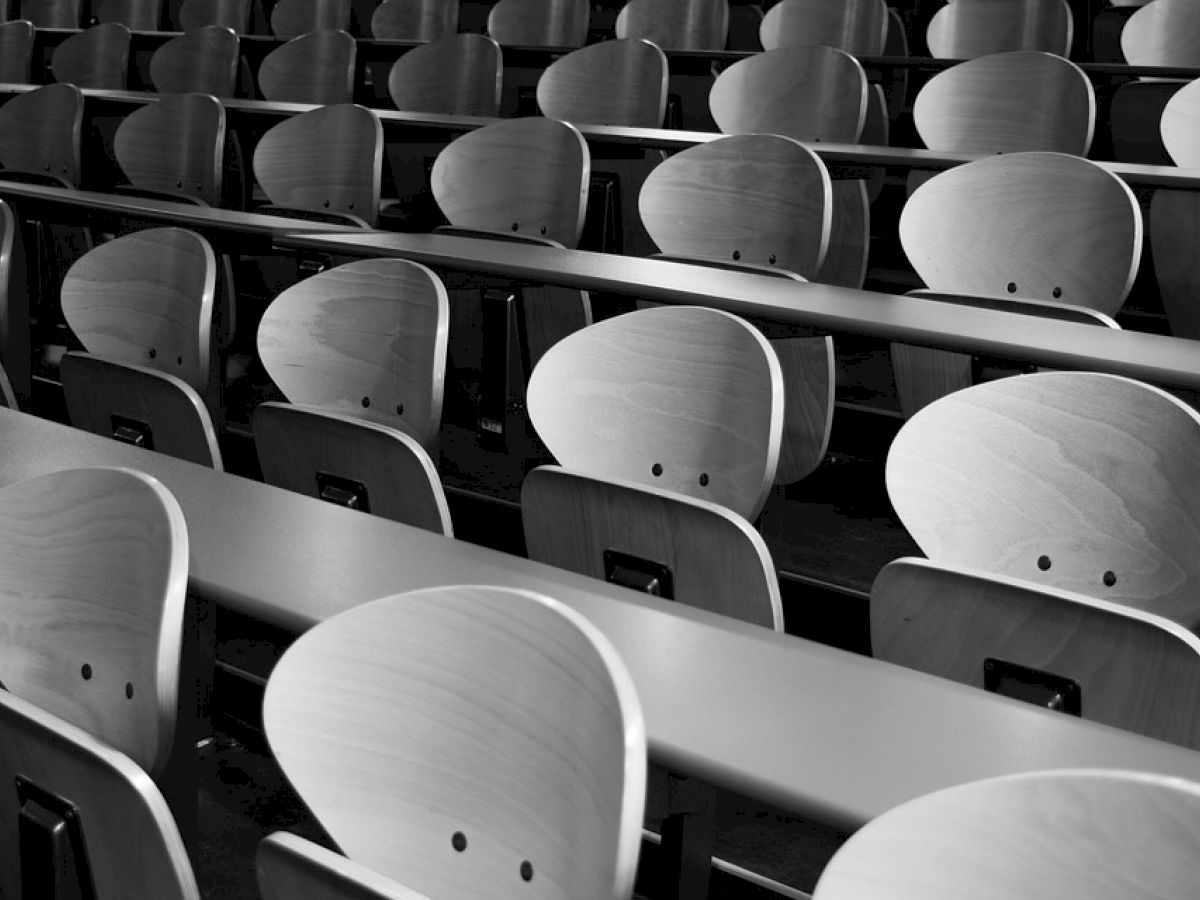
top-left (321, 200), bottom-right (356, 210)
top-left (1036, 555), bottom-right (1117, 587)
top-left (1006, 283), bottom-right (1064, 299)
top-left (79, 664), bottom-right (135, 699)
top-left (147, 348), bottom-right (185, 367)
top-left (360, 397), bottom-right (405, 416)
top-left (510, 223), bottom-right (549, 235)
top-left (729, 251), bottom-right (778, 265)
top-left (173, 180), bottom-right (205, 191)
top-left (649, 463), bottom-right (709, 487)
top-left (450, 832), bottom-right (533, 882)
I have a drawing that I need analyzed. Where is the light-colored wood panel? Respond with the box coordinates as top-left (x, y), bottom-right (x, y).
top-left (258, 28), bottom-right (356, 105)
top-left (759, 0), bottom-right (888, 55)
top-left (1161, 76), bottom-right (1200, 167)
top-left (926, 0), bottom-right (1072, 58)
top-left (178, 0), bottom-right (250, 32)
top-left (615, 0), bottom-right (728, 49)
top-left (258, 832), bottom-right (430, 900)
top-left (0, 20), bottom-right (33, 84)
top-left (369, 0), bottom-right (456, 40)
top-left (387, 33), bottom-right (501, 117)
top-left (770, 335), bottom-right (833, 484)
top-left (270, 0), bottom-right (349, 37)
top-left (51, 22), bottom-right (130, 90)
top-left (1121, 0), bottom-right (1200, 66)
top-left (815, 178), bottom-right (869, 288)
top-left (487, 0), bottom-right (589, 47)
top-left (537, 38), bottom-right (666, 128)
top-left (149, 26), bottom-right (239, 96)
top-left (113, 93), bottom-right (224, 207)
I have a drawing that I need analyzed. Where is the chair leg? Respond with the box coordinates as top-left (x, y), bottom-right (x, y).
top-left (660, 772), bottom-right (717, 900)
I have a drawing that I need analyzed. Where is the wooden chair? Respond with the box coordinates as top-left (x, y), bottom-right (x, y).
top-left (759, 0), bottom-right (888, 55)
top-left (487, 0), bottom-right (589, 47)
top-left (257, 28), bottom-right (356, 105)
top-left (261, 584), bottom-right (646, 900)
top-left (872, 558), bottom-right (1200, 748)
top-left (0, 19), bottom-right (35, 84)
top-left (96, 0), bottom-right (161, 29)
top-left (536, 38), bottom-right (667, 128)
top-left (252, 103), bottom-right (381, 225)
top-left (886, 371), bottom-right (1200, 627)
top-left (20, 0), bottom-right (80, 27)
top-left (51, 22), bottom-right (130, 91)
top-left (614, 0), bottom-right (728, 50)
top-left (925, 0), bottom-right (1073, 58)
top-left (387, 33), bottom-right (501, 117)
top-left (0, 200), bottom-right (29, 405)
top-left (149, 26), bottom-right (239, 96)
top-left (178, 0), bottom-right (251, 32)
top-left (369, 0), bottom-right (456, 40)
top-left (1120, 0), bottom-right (1200, 66)
top-left (812, 770), bottom-right (1200, 899)
top-left (258, 832), bottom-right (423, 900)
top-left (270, 0), bottom-right (349, 37)
top-left (0, 82), bottom-right (83, 186)
top-left (113, 93), bottom-right (224, 208)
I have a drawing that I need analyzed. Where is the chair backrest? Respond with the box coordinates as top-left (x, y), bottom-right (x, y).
top-left (1161, 76), bottom-right (1200, 166)
top-left (899, 152), bottom-right (1141, 314)
top-left (21, 0), bottom-right (80, 27)
top-left (709, 45), bottom-right (867, 143)
top-left (178, 0), bottom-right (251, 32)
top-left (51, 22), bottom-right (130, 90)
top-left (258, 832), bottom-right (423, 900)
top-left (270, 0), bottom-right (350, 37)
top-left (253, 402), bottom-right (452, 534)
top-left (0, 200), bottom-right (28, 404)
top-left (812, 770), bottom-right (1200, 899)
top-left (886, 371), bottom-right (1200, 625)
top-left (369, 0), bottom-right (457, 40)
top-left (0, 82), bottom-right (83, 185)
top-left (759, 0), bottom-right (888, 55)
top-left (527, 305), bottom-right (782, 520)
top-left (257, 257), bottom-right (448, 450)
top-left (872, 558), bottom-right (1200, 748)
top-left (252, 103), bottom-right (381, 225)
top-left (149, 25), bottom-right (239, 96)
top-left (0, 20), bottom-right (34, 84)
top-left (0, 689), bottom-right (199, 900)
top-left (431, 117), bottom-right (590, 247)
top-left (60, 227), bottom-right (216, 392)
top-left (61, 351), bottom-right (223, 469)
top-left (387, 32), bottom-right (502, 117)
top-left (487, 0), bottom-right (589, 47)
top-left (263, 585), bottom-right (646, 900)
top-left (95, 0), bottom-right (162, 29)
top-left (536, 38), bottom-right (667, 128)
top-left (113, 93), bottom-right (225, 207)
top-left (257, 28), bottom-right (356, 105)
top-left (926, 0), bottom-right (1073, 58)
top-left (913, 50), bottom-right (1095, 155)
top-left (1121, 0), bottom-right (1200, 66)
top-left (615, 0), bottom-right (728, 49)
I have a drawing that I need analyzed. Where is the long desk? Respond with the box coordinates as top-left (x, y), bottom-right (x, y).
top-left (3, 405), bottom-right (1200, 833)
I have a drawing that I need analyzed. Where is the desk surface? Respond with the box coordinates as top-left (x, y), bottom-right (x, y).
top-left (4, 407), bottom-right (1200, 831)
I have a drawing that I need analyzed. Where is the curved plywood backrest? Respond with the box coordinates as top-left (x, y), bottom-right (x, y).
top-left (0, 20), bottom-right (34, 84)
top-left (815, 769), bottom-right (1200, 899)
top-left (149, 26), bottom-right (239, 96)
top-left (0, 82), bottom-right (84, 186)
top-left (639, 133), bottom-right (831, 278)
top-left (431, 117), bottom-right (589, 247)
top-left (759, 0), bottom-right (888, 55)
top-left (258, 832), bottom-right (424, 900)
top-left (615, 0), bottom-right (728, 49)
top-left (886, 372), bottom-right (1200, 625)
top-left (487, 0), bottom-right (589, 47)
top-left (1121, 0), bottom-right (1200, 66)
top-left (0, 466), bottom-right (188, 777)
top-left (926, 0), bottom-right (1072, 58)
top-left (258, 28), bottom-right (356, 105)
top-left (914, 51), bottom-right (1095, 154)
top-left (263, 585), bottom-right (646, 900)
top-left (899, 152), bottom-right (1141, 314)
top-left (95, 0), bottom-right (161, 29)
top-left (113, 93), bottom-right (225, 206)
top-left (252, 103), bottom-right (381, 225)
top-left (178, 0), bottom-right (251, 32)
top-left (709, 45), bottom-right (867, 143)
top-left (51, 22), bottom-right (130, 90)
top-left (257, 258), bottom-right (448, 450)
top-left (536, 38), bottom-right (667, 128)
top-left (61, 227), bottom-right (216, 391)
top-left (527, 305), bottom-right (783, 520)
top-left (387, 33), bottom-right (502, 117)
top-left (21, 0), bottom-right (80, 27)
top-left (270, 0), bottom-right (349, 37)
top-left (1161, 76), bottom-right (1200, 166)
top-left (370, 0), bottom-right (457, 40)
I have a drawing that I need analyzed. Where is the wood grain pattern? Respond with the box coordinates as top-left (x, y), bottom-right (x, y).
top-left (0, 20), bottom-right (34, 84)
top-left (431, 117), bottom-right (589, 247)
top-left (270, 0), bottom-right (350, 38)
top-left (487, 0), bottom-right (589, 47)
top-left (113, 93), bottom-right (225, 207)
top-left (96, 0), bottom-right (161, 29)
top-left (926, 0), bottom-right (1073, 58)
top-left (872, 558), bottom-right (1200, 748)
top-left (0, 689), bottom-right (199, 900)
top-left (60, 227), bottom-right (216, 391)
top-left (256, 258), bottom-right (448, 450)
top-left (899, 152), bottom-right (1142, 315)
top-left (523, 465), bottom-right (782, 628)
top-left (262, 585), bottom-right (646, 900)
top-left (387, 33), bottom-right (501, 117)
top-left (759, 0), bottom-right (888, 55)
top-left (1161, 76), bottom-right (1200, 167)
top-left (21, 0), bottom-right (80, 27)
top-left (149, 26), bottom-right (239, 96)
top-left (252, 102), bottom-right (381, 224)
top-left (886, 372), bottom-right (1200, 625)
top-left (815, 179), bottom-right (870, 288)
top-left (0, 82), bottom-right (83, 185)
top-left (814, 769), bottom-right (1200, 899)
top-left (51, 22), bottom-right (130, 90)
top-left (914, 51), bottom-right (1095, 155)
top-left (253, 401), bottom-right (452, 535)
top-left (369, 0), bottom-right (457, 40)
top-left (770, 335), bottom-right (834, 484)
top-left (178, 0), bottom-right (250, 32)
top-left (615, 0), bottom-right (728, 49)
top-left (258, 832), bottom-right (430, 900)
top-left (537, 38), bottom-right (666, 128)
top-left (709, 45), bottom-right (867, 144)
top-left (258, 28), bottom-right (356, 104)
top-left (1121, 0), bottom-right (1200, 66)
top-left (526, 305), bottom-right (782, 521)
top-left (61, 351), bottom-right (223, 469)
